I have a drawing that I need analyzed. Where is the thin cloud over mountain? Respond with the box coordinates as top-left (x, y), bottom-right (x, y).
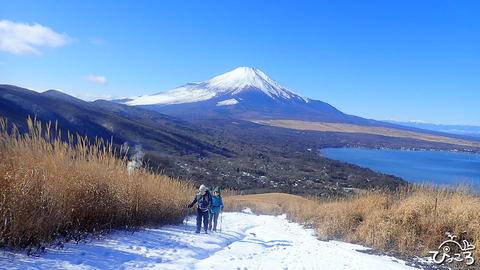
top-left (83, 74), bottom-right (107, 85)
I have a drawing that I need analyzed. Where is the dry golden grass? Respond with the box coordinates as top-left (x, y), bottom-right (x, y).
top-left (225, 186), bottom-right (480, 260)
top-left (0, 117), bottom-right (195, 250)
top-left (226, 193), bottom-right (307, 215)
top-left (251, 119), bottom-right (480, 148)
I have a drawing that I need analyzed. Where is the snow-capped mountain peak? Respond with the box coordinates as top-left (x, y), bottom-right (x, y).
top-left (206, 67), bottom-right (305, 100)
top-left (126, 67), bottom-right (309, 106)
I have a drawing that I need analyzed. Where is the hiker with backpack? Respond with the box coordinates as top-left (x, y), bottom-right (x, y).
top-left (188, 184), bottom-right (212, 234)
top-left (208, 186), bottom-right (224, 232)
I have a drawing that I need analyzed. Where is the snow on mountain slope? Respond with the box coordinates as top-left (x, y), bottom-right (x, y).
top-left (126, 67), bottom-right (309, 106)
top-left (216, 98), bottom-right (239, 106)
top-left (0, 210), bottom-right (422, 270)
top-left (206, 67), bottom-right (308, 101)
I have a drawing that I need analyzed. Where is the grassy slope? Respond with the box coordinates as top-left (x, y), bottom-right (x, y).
top-left (0, 117), bottom-right (195, 250)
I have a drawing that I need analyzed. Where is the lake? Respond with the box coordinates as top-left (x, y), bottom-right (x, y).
top-left (320, 148), bottom-right (480, 185)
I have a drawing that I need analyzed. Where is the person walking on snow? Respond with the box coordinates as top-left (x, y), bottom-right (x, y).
top-left (188, 184), bottom-right (212, 234)
top-left (208, 186), bottom-right (224, 232)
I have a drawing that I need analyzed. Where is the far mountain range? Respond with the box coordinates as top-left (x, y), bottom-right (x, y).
top-left (2, 67), bottom-right (480, 195)
top-left (384, 120), bottom-right (480, 138)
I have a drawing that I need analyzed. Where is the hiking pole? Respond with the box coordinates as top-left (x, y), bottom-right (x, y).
top-left (184, 208), bottom-right (189, 231)
top-left (220, 210), bottom-right (223, 233)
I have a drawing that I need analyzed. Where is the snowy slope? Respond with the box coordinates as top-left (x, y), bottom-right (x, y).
top-left (0, 210), bottom-right (424, 270)
top-left (126, 67), bottom-right (309, 106)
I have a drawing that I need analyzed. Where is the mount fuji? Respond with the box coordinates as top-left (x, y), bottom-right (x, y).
top-left (127, 67), bottom-right (308, 106)
top-left (123, 67), bottom-right (374, 124)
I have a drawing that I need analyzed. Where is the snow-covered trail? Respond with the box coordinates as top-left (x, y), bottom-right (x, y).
top-left (1, 210), bottom-right (421, 269)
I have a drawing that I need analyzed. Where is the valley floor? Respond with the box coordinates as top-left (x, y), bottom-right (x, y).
top-left (1, 210), bottom-right (428, 270)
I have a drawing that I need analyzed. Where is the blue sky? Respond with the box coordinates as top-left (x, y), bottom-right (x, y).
top-left (1, 1), bottom-right (479, 125)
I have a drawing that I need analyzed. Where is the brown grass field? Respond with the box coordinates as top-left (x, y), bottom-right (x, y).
top-left (0, 117), bottom-right (195, 250)
top-left (251, 119), bottom-right (480, 148)
top-left (225, 188), bottom-right (480, 263)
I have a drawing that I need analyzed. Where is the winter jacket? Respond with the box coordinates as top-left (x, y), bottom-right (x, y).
top-left (210, 195), bottom-right (223, 214)
top-left (188, 190), bottom-right (212, 212)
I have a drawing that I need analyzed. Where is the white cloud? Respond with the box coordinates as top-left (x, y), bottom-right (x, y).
top-left (89, 37), bottom-right (107, 46)
top-left (0, 20), bottom-right (73, 56)
top-left (82, 93), bottom-right (113, 100)
top-left (408, 120), bottom-right (429, 124)
top-left (83, 75), bottom-right (107, 84)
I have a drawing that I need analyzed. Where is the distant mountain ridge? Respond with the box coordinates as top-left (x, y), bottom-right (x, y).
top-left (0, 84), bottom-right (230, 157)
top-left (384, 120), bottom-right (480, 138)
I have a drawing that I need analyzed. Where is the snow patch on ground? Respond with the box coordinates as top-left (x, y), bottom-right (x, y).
top-left (0, 211), bottom-right (421, 269)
